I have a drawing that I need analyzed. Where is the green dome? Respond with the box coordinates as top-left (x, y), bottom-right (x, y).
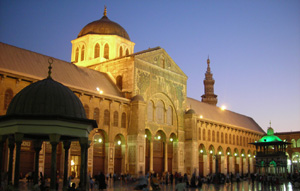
top-left (258, 127), bottom-right (282, 142)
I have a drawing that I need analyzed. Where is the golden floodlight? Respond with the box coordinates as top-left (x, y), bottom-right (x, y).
top-left (221, 105), bottom-right (226, 111)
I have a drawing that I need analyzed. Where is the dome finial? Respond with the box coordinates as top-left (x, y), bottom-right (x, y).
top-left (104, 5), bottom-right (107, 16)
top-left (48, 58), bottom-right (53, 78)
top-left (269, 120), bottom-right (272, 127)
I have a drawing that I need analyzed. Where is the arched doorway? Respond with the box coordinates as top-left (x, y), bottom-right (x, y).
top-left (93, 130), bottom-right (107, 176)
top-left (153, 131), bottom-right (166, 176)
top-left (114, 134), bottom-right (125, 175)
top-left (208, 145), bottom-right (215, 174)
top-left (247, 150), bottom-right (252, 174)
top-left (199, 144), bottom-right (206, 177)
top-left (217, 146), bottom-right (224, 174)
top-left (241, 149), bottom-right (245, 175)
top-left (234, 148), bottom-right (239, 174)
top-left (226, 147), bottom-right (232, 174)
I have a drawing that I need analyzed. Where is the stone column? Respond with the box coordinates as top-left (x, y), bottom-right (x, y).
top-left (14, 133), bottom-right (23, 188)
top-left (63, 140), bottom-right (71, 189)
top-left (80, 137), bottom-right (88, 190)
top-left (0, 135), bottom-right (7, 188)
top-left (49, 134), bottom-right (60, 191)
top-left (7, 136), bottom-right (15, 185)
top-left (164, 141), bottom-right (168, 172)
top-left (33, 140), bottom-right (43, 185)
top-left (149, 140), bottom-right (153, 172)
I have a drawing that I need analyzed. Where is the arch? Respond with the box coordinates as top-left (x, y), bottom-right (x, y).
top-left (94, 43), bottom-right (100, 58)
top-left (75, 47), bottom-right (79, 62)
top-left (116, 75), bottom-right (123, 90)
top-left (119, 46), bottom-right (123, 57)
top-left (104, 109), bottom-right (110, 126)
top-left (84, 104), bottom-right (89, 118)
top-left (114, 134), bottom-right (126, 175)
top-left (291, 139), bottom-right (296, 148)
top-left (217, 146), bottom-right (224, 156)
top-left (4, 88), bottom-right (13, 110)
top-left (93, 107), bottom-right (100, 124)
top-left (212, 131), bottom-right (215, 142)
top-left (147, 101), bottom-right (154, 122)
top-left (81, 45), bottom-right (85, 61)
top-left (104, 43), bottom-right (109, 59)
top-left (208, 130), bottom-right (211, 141)
top-left (121, 112), bottom-right (126, 128)
top-left (202, 129), bottom-right (206, 141)
top-left (166, 105), bottom-right (173, 125)
top-left (93, 130), bottom-right (107, 176)
top-left (125, 48), bottom-right (129, 56)
top-left (208, 145), bottom-right (215, 174)
top-left (113, 111), bottom-right (118, 127)
top-left (199, 144), bottom-right (206, 176)
top-left (153, 130), bottom-right (167, 176)
top-left (156, 100), bottom-right (165, 124)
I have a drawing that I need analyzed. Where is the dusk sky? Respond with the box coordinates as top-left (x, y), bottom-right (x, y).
top-left (1, 1), bottom-right (299, 133)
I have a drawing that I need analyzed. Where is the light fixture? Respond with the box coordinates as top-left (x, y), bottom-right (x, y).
top-left (200, 115), bottom-right (203, 119)
top-left (210, 150), bottom-right (213, 154)
top-left (241, 154), bottom-right (244, 157)
top-left (254, 155), bottom-right (256, 158)
top-left (248, 154), bottom-right (251, 157)
top-left (145, 134), bottom-right (147, 138)
top-left (98, 138), bottom-right (102, 143)
top-left (170, 138), bottom-right (173, 142)
top-left (234, 153), bottom-right (237, 156)
top-left (71, 160), bottom-right (75, 166)
top-left (221, 105), bottom-right (226, 111)
top-left (117, 140), bottom-right (121, 145)
top-left (158, 135), bottom-right (161, 140)
top-left (96, 87), bottom-right (103, 94)
top-left (218, 151), bottom-right (222, 155)
top-left (227, 152), bottom-right (230, 155)
top-left (200, 150), bottom-right (203, 153)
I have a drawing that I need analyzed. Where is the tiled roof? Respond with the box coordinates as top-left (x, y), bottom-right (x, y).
top-left (0, 42), bottom-right (122, 97)
top-left (187, 97), bottom-right (265, 134)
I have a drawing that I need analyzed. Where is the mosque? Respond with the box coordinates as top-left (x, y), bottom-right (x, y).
top-left (0, 7), bottom-right (267, 183)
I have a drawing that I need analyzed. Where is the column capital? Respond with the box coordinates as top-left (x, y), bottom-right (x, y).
top-left (79, 137), bottom-right (89, 145)
top-left (14, 133), bottom-right (24, 143)
top-left (63, 140), bottom-right (71, 150)
top-left (33, 140), bottom-right (43, 150)
top-left (49, 134), bottom-right (61, 144)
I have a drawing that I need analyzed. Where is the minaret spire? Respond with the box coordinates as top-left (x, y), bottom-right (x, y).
top-left (103, 5), bottom-right (107, 16)
top-left (201, 56), bottom-right (218, 105)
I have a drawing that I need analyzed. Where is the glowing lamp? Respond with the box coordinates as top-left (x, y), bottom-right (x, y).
top-left (218, 151), bottom-right (222, 155)
top-left (117, 140), bottom-right (121, 145)
top-left (200, 150), bottom-right (203, 153)
top-left (227, 152), bottom-right (230, 155)
top-left (71, 160), bottom-right (75, 166)
top-left (170, 138), bottom-right (173, 142)
top-left (200, 115), bottom-right (203, 119)
top-left (234, 153), bottom-right (237, 156)
top-left (221, 105), bottom-right (226, 111)
top-left (158, 135), bottom-right (161, 140)
top-left (210, 150), bottom-right (213, 154)
top-left (145, 134), bottom-right (147, 138)
top-left (98, 138), bottom-right (102, 143)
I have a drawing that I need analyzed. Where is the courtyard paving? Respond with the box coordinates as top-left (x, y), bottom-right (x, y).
top-left (9, 178), bottom-right (298, 191)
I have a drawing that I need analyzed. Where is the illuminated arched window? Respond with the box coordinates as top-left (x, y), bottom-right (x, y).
top-left (75, 47), bottom-right (79, 62)
top-left (104, 43), bottom-right (109, 59)
top-left (113, 111), bottom-right (118, 127)
top-left (94, 43), bottom-right (100, 58)
top-left (212, 131), bottom-right (215, 142)
top-left (116, 75), bottom-right (122, 90)
top-left (104, 109), bottom-right (110, 126)
top-left (4, 89), bottom-right (13, 110)
top-left (84, 104), bottom-right (89, 118)
top-left (125, 48), bottom-right (129, 56)
top-left (81, 45), bottom-right (85, 61)
top-left (119, 46), bottom-right (123, 57)
top-left (203, 129), bottom-right (206, 141)
top-left (121, 112), bottom-right (126, 128)
top-left (93, 108), bottom-right (100, 124)
top-left (297, 139), bottom-right (300, 148)
top-left (208, 130), bottom-right (211, 141)
top-left (291, 139), bottom-right (296, 148)
top-left (166, 106), bottom-right (173, 125)
top-left (147, 101), bottom-right (154, 122)
top-left (156, 100), bottom-right (164, 124)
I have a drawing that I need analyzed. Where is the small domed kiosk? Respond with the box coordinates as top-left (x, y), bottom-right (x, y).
top-left (250, 126), bottom-right (290, 178)
top-left (0, 60), bottom-right (97, 190)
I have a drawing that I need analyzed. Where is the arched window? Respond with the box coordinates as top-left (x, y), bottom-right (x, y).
top-left (208, 130), bottom-right (211, 141)
top-left (147, 101), bottom-right (154, 122)
top-left (203, 129), bottom-right (206, 141)
top-left (297, 139), bottom-right (300, 148)
top-left (229, 134), bottom-right (231, 144)
top-left (125, 48), bottom-right (129, 56)
top-left (104, 43), bottom-right (109, 59)
top-left (94, 43), bottom-right (100, 58)
top-left (199, 128), bottom-right (201, 140)
top-left (221, 132), bottom-right (224, 143)
top-left (121, 112), bottom-right (126, 128)
top-left (119, 46), bottom-right (123, 57)
top-left (217, 132), bottom-right (219, 142)
top-left (104, 109), bottom-right (110, 126)
top-left (233, 135), bottom-right (235, 145)
top-left (84, 104), bottom-right (89, 118)
top-left (166, 106), bottom-right (173, 125)
top-left (225, 133), bottom-right (228, 144)
top-left (156, 100), bottom-right (164, 124)
top-left (113, 111), bottom-right (118, 127)
top-left (116, 75), bottom-right (122, 90)
top-left (212, 131), bottom-right (215, 142)
top-left (75, 47), bottom-right (79, 62)
top-left (93, 108), bottom-right (100, 124)
top-left (236, 136), bottom-right (239, 145)
top-left (291, 139), bottom-right (296, 148)
top-left (4, 89), bottom-right (13, 110)
top-left (240, 136), bottom-right (243, 146)
top-left (81, 45), bottom-right (85, 61)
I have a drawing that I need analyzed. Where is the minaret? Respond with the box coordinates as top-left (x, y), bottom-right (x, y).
top-left (201, 57), bottom-right (218, 105)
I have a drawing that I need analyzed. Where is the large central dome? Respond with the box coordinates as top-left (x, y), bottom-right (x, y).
top-left (78, 8), bottom-right (130, 40)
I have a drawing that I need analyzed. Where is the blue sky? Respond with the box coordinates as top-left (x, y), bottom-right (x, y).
top-left (1, 1), bottom-right (299, 133)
